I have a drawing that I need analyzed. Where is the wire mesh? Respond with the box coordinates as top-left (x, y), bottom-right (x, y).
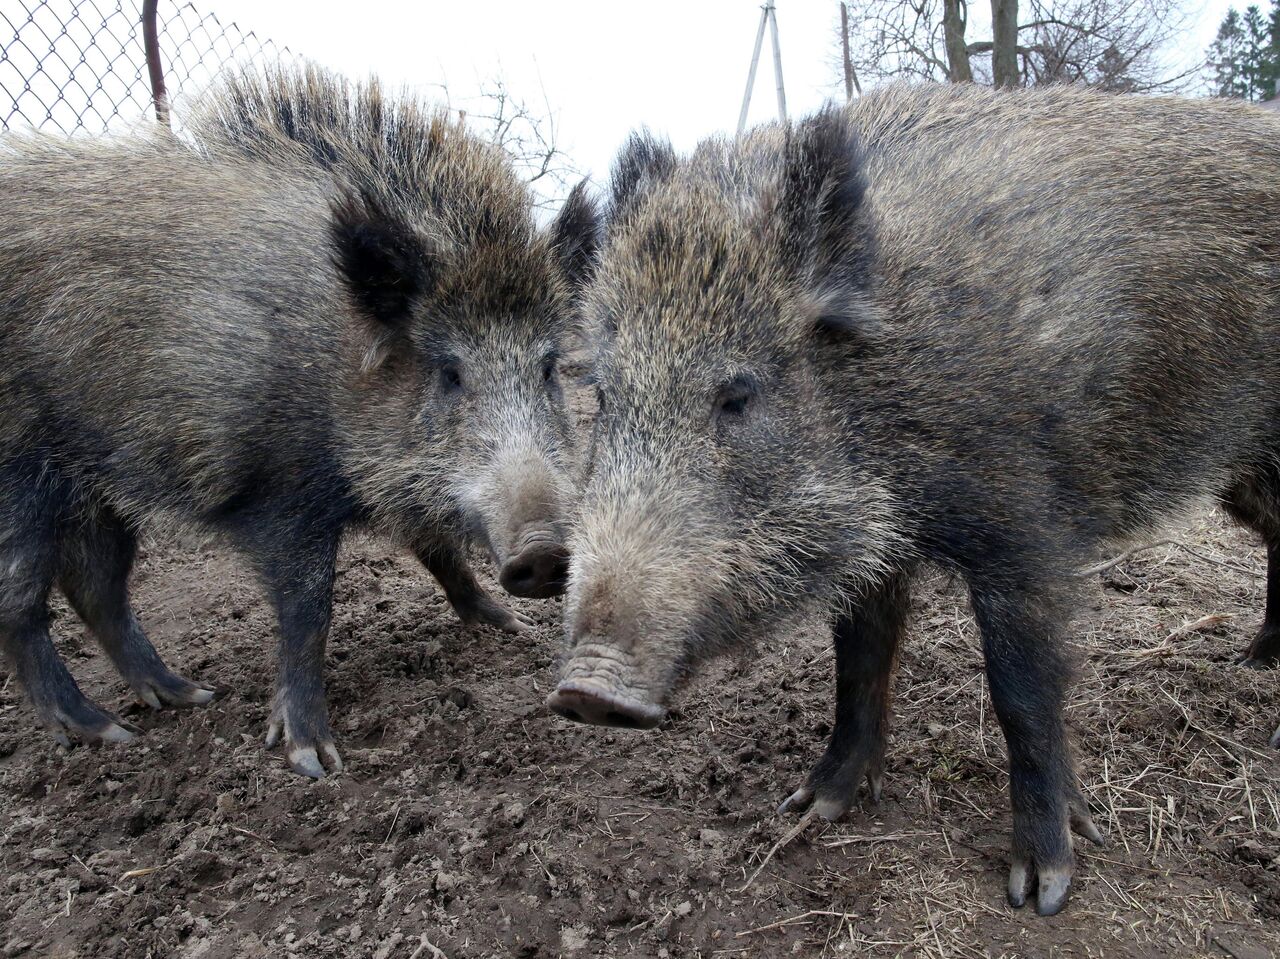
top-left (0, 0), bottom-right (292, 135)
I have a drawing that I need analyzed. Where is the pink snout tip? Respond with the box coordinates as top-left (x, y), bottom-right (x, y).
top-left (546, 679), bottom-right (666, 730)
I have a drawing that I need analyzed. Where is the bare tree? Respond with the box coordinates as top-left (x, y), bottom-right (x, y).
top-left (841, 2), bottom-right (865, 97)
top-left (943, 0), bottom-right (976, 80)
top-left (466, 76), bottom-right (579, 206)
top-left (1022, 0), bottom-right (1191, 87)
top-left (992, 0), bottom-right (1021, 85)
top-left (425, 73), bottom-right (578, 211)
top-left (842, 0), bottom-right (1193, 91)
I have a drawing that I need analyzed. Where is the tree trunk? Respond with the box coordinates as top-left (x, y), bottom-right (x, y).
top-left (991, 0), bottom-right (1020, 87)
top-left (840, 2), bottom-right (862, 98)
top-left (942, 0), bottom-right (974, 82)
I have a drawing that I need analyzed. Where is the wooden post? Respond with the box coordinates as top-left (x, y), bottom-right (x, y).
top-left (739, 3), bottom-right (789, 133)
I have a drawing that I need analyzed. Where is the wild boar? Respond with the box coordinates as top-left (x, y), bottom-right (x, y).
top-left (0, 64), bottom-right (597, 777)
top-left (549, 84), bottom-right (1280, 915)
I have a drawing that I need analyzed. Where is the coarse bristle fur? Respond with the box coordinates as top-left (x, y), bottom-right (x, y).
top-left (188, 64), bottom-right (536, 260)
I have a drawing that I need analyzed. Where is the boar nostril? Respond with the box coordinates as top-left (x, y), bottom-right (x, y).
top-left (545, 683), bottom-right (664, 730)
top-left (501, 559), bottom-right (537, 591)
top-left (499, 543), bottom-right (569, 599)
top-left (605, 710), bottom-right (645, 729)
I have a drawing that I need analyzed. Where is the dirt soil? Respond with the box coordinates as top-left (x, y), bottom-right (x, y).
top-left (1, 509), bottom-right (1278, 958)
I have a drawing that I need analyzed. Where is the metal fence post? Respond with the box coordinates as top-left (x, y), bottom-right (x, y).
top-left (142, 0), bottom-right (169, 127)
top-left (1, 1), bottom-right (289, 136)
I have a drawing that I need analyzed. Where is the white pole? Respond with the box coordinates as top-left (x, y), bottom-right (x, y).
top-left (737, 5), bottom-right (769, 135)
top-left (768, 3), bottom-right (787, 122)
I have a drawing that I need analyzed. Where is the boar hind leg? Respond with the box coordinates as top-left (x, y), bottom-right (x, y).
top-left (971, 581), bottom-right (1104, 918)
top-left (248, 524), bottom-right (342, 779)
top-left (1245, 542), bottom-right (1280, 669)
top-left (780, 573), bottom-right (908, 820)
top-left (0, 485), bottom-right (137, 745)
top-left (58, 510), bottom-right (216, 710)
top-left (415, 540), bottom-right (534, 634)
top-left (1221, 472), bottom-right (1280, 667)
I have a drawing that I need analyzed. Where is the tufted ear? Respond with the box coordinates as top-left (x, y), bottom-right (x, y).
top-left (549, 179), bottom-right (601, 290)
top-left (330, 188), bottom-right (436, 371)
top-left (606, 129), bottom-right (677, 225)
top-left (776, 105), bottom-right (876, 338)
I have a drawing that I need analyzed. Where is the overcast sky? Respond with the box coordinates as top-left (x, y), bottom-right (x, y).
top-left (193, 0), bottom-right (1235, 196)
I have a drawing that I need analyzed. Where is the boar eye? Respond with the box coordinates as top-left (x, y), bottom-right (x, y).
top-left (541, 356), bottom-right (557, 383)
top-left (713, 380), bottom-right (756, 421)
top-left (439, 363), bottom-right (463, 393)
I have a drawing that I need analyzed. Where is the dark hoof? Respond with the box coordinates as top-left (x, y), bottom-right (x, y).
top-left (1035, 871), bottom-right (1072, 917)
top-left (1070, 805), bottom-right (1107, 847)
top-left (778, 782), bottom-right (858, 821)
top-left (867, 771), bottom-right (884, 805)
top-left (128, 669), bottom-right (218, 710)
top-left (265, 725), bottom-right (344, 779)
top-left (455, 592), bottom-right (536, 634)
top-left (1008, 857), bottom-right (1073, 916)
top-left (1239, 628), bottom-right (1279, 668)
top-left (1238, 655), bottom-right (1277, 670)
top-left (41, 700), bottom-right (140, 748)
top-left (265, 698), bottom-right (343, 778)
top-left (286, 742), bottom-right (343, 779)
top-left (777, 784), bottom-right (813, 815)
top-left (779, 753), bottom-right (883, 820)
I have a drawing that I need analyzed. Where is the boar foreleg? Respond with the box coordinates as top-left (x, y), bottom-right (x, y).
top-left (779, 573), bottom-right (909, 820)
top-left (254, 523), bottom-right (342, 779)
top-left (415, 539), bottom-right (534, 634)
top-left (971, 580), bottom-right (1105, 918)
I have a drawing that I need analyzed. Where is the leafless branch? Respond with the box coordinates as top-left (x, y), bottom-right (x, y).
top-left (452, 72), bottom-right (581, 210)
top-left (839, 0), bottom-right (1192, 91)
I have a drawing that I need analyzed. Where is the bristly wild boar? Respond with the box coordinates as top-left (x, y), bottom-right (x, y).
top-left (0, 64), bottom-right (597, 777)
top-left (549, 84), bottom-right (1280, 915)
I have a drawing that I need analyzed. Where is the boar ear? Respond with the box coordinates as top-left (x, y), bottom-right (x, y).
top-left (776, 106), bottom-right (876, 338)
top-left (330, 189), bottom-right (435, 369)
top-left (799, 287), bottom-right (884, 339)
top-left (607, 130), bottom-right (676, 225)
top-left (549, 179), bottom-right (601, 289)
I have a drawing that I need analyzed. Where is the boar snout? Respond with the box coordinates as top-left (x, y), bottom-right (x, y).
top-left (547, 639), bottom-right (669, 730)
top-left (499, 524), bottom-right (569, 598)
top-left (459, 438), bottom-right (572, 599)
top-left (546, 678), bottom-right (665, 730)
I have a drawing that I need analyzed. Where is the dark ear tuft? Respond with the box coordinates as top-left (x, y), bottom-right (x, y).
top-left (778, 105), bottom-right (873, 334)
top-left (607, 130), bottom-right (677, 225)
top-left (779, 105), bottom-right (866, 255)
top-left (330, 189), bottom-right (431, 331)
top-left (549, 179), bottom-right (601, 289)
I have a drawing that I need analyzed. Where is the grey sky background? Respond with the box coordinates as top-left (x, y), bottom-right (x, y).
top-left (195, 0), bottom-right (1233, 193)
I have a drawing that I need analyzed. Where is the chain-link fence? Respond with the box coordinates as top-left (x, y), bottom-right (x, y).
top-left (0, 0), bottom-right (292, 135)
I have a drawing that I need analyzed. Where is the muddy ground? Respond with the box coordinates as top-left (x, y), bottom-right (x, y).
top-left (1, 506), bottom-right (1278, 958)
